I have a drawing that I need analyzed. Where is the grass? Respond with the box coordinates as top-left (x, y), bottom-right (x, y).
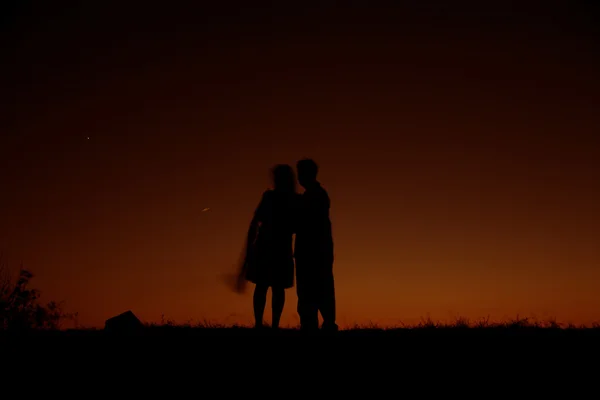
top-left (9, 316), bottom-right (600, 336)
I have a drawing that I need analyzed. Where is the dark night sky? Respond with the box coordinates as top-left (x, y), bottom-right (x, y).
top-left (2, 1), bottom-right (599, 327)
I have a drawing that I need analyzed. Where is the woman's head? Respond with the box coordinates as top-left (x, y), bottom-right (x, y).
top-left (271, 164), bottom-right (296, 193)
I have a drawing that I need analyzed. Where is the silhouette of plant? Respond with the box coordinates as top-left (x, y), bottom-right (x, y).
top-left (0, 253), bottom-right (77, 332)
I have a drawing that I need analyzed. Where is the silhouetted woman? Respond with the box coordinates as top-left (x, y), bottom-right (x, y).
top-left (240, 164), bottom-right (299, 329)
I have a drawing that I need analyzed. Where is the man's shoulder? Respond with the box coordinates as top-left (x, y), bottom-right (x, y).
top-left (303, 184), bottom-right (330, 207)
top-left (317, 184), bottom-right (329, 196)
top-left (314, 184), bottom-right (330, 202)
top-left (305, 183), bottom-right (329, 196)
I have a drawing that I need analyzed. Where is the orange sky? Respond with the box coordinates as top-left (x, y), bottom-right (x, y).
top-left (2, 2), bottom-right (599, 328)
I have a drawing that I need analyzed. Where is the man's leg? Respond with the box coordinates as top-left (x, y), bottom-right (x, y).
top-left (318, 265), bottom-right (338, 331)
top-left (296, 267), bottom-right (319, 331)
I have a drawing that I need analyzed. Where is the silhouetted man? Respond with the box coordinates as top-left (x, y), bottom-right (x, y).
top-left (294, 158), bottom-right (337, 332)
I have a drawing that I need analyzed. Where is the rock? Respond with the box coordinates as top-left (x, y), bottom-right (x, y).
top-left (104, 310), bottom-right (143, 333)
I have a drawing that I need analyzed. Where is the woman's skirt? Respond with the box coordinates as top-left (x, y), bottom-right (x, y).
top-left (244, 242), bottom-right (294, 289)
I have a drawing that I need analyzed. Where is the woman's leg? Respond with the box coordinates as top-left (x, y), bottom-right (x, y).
top-left (253, 284), bottom-right (268, 328)
top-left (271, 286), bottom-right (285, 329)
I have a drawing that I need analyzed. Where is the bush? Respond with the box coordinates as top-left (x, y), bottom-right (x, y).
top-left (0, 254), bottom-right (76, 331)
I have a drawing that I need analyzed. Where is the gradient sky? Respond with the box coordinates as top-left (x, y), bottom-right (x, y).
top-left (2, 2), bottom-right (599, 328)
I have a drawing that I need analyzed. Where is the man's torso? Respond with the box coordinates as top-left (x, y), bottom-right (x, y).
top-left (294, 183), bottom-right (333, 263)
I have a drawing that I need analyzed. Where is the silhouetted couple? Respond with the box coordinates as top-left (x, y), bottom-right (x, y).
top-left (241, 159), bottom-right (337, 332)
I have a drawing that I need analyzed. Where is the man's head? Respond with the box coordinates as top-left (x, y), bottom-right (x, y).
top-left (296, 158), bottom-right (319, 188)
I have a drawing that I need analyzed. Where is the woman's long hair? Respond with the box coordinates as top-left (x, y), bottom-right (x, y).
top-left (271, 164), bottom-right (297, 195)
top-left (223, 164), bottom-right (297, 294)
